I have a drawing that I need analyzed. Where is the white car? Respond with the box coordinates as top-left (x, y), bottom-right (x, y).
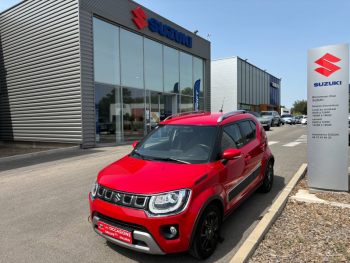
top-left (301, 116), bottom-right (307, 125)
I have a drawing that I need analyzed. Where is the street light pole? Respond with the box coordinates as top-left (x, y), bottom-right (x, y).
top-left (207, 34), bottom-right (211, 40)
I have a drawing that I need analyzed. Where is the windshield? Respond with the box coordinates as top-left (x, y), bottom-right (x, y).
top-left (260, 112), bottom-right (272, 116)
top-left (132, 125), bottom-right (217, 164)
top-left (281, 114), bottom-right (292, 118)
top-left (248, 112), bottom-right (261, 118)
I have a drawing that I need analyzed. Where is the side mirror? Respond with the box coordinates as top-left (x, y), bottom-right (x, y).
top-left (132, 141), bottom-right (139, 148)
top-left (222, 149), bottom-right (241, 160)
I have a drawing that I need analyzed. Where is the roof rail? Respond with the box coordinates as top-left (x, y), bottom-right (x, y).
top-left (217, 110), bottom-right (247, 122)
top-left (164, 110), bottom-right (207, 121)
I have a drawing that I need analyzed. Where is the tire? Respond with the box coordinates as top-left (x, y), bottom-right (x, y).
top-left (189, 205), bottom-right (222, 260)
top-left (278, 121), bottom-right (281, 127)
top-left (265, 126), bottom-right (270, 131)
top-left (260, 161), bottom-right (274, 193)
top-left (270, 120), bottom-right (274, 127)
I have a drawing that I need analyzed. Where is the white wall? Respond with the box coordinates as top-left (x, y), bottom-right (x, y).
top-left (211, 57), bottom-right (238, 112)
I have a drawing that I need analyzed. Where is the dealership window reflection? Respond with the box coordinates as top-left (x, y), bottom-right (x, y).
top-left (93, 18), bottom-right (120, 85)
top-left (95, 83), bottom-right (122, 144)
top-left (164, 46), bottom-right (179, 93)
top-left (123, 88), bottom-right (145, 141)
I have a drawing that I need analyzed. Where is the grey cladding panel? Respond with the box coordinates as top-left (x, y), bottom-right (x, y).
top-left (0, 0), bottom-right (82, 144)
top-left (79, 8), bottom-right (95, 148)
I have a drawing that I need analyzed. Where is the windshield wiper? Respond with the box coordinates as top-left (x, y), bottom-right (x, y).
top-left (133, 151), bottom-right (145, 160)
top-left (152, 157), bottom-right (190, 164)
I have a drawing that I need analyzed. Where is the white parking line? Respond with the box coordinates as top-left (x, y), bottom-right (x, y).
top-left (283, 135), bottom-right (307, 147)
top-left (283, 142), bottom-right (302, 147)
top-left (268, 141), bottom-right (279, 146)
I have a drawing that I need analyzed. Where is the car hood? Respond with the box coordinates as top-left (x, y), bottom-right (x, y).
top-left (97, 155), bottom-right (209, 194)
top-left (256, 117), bottom-right (269, 122)
top-left (261, 116), bottom-right (273, 119)
top-left (282, 117), bottom-right (292, 120)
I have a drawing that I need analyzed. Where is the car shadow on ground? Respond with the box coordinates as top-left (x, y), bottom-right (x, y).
top-left (104, 175), bottom-right (286, 262)
top-left (0, 148), bottom-right (105, 173)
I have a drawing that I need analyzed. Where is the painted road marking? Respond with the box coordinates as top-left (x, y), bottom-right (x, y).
top-left (268, 141), bottom-right (279, 146)
top-left (283, 135), bottom-right (307, 147)
top-left (283, 142), bottom-right (302, 147)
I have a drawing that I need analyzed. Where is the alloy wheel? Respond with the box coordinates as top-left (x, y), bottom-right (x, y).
top-left (265, 163), bottom-right (273, 190)
top-left (200, 212), bottom-right (219, 252)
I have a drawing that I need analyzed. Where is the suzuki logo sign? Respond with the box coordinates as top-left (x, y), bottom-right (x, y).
top-left (314, 53), bottom-right (341, 77)
top-left (131, 7), bottom-right (193, 48)
top-left (132, 7), bottom-right (148, 30)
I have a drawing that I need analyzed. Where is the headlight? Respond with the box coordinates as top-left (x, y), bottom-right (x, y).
top-left (147, 189), bottom-right (191, 217)
top-left (90, 182), bottom-right (98, 200)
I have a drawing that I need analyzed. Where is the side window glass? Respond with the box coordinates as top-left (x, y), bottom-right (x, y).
top-left (249, 120), bottom-right (257, 139)
top-left (221, 124), bottom-right (243, 153)
top-left (240, 121), bottom-right (254, 143)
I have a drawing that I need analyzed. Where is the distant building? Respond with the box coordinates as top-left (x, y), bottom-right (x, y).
top-left (211, 56), bottom-right (281, 113)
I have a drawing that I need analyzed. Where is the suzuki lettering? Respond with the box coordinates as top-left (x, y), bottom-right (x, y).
top-left (314, 81), bottom-right (342, 87)
top-left (131, 7), bottom-right (193, 48)
top-left (314, 53), bottom-right (341, 77)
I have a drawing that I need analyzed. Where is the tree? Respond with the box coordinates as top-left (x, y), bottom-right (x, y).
top-left (291, 100), bottom-right (307, 115)
top-left (280, 105), bottom-right (285, 108)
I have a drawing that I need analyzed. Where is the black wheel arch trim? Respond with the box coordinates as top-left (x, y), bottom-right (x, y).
top-left (188, 194), bottom-right (225, 250)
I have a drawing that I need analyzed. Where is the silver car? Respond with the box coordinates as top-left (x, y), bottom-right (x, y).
top-left (260, 111), bottom-right (281, 127)
top-left (281, 114), bottom-right (296, 125)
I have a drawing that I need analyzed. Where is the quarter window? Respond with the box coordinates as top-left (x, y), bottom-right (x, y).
top-left (240, 121), bottom-right (255, 143)
top-left (249, 120), bottom-right (257, 139)
top-left (221, 124), bottom-right (243, 153)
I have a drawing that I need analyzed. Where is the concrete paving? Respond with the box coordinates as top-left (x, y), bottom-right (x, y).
top-left (0, 124), bottom-right (308, 263)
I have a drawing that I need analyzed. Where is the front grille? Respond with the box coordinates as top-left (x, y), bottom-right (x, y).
top-left (96, 184), bottom-right (149, 210)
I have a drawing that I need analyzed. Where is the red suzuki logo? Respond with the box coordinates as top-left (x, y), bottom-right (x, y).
top-left (314, 53), bottom-right (341, 77)
top-left (132, 7), bottom-right (148, 30)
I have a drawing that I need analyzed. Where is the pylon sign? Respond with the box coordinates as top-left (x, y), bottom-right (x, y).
top-left (307, 44), bottom-right (349, 191)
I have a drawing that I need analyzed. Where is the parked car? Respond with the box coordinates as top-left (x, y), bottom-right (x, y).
top-left (295, 115), bottom-right (303, 124)
top-left (281, 114), bottom-right (296, 125)
top-left (248, 112), bottom-right (271, 130)
top-left (89, 110), bottom-right (275, 259)
top-left (301, 116), bottom-right (307, 125)
top-left (260, 111), bottom-right (281, 127)
top-left (98, 117), bottom-right (116, 134)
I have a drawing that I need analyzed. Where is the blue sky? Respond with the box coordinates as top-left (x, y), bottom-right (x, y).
top-left (1, 0), bottom-right (350, 109)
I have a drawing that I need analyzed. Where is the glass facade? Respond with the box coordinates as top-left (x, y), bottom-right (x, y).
top-left (93, 17), bottom-right (205, 144)
top-left (93, 18), bottom-right (120, 85)
top-left (164, 46), bottom-right (179, 93)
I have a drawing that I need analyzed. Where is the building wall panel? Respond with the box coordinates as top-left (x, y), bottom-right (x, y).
top-left (0, 0), bottom-right (82, 143)
top-left (211, 57), bottom-right (237, 112)
top-left (79, 8), bottom-right (95, 148)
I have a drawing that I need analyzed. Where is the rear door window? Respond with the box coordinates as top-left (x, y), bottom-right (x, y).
top-left (221, 124), bottom-right (244, 153)
top-left (249, 120), bottom-right (257, 139)
top-left (240, 121), bottom-right (255, 144)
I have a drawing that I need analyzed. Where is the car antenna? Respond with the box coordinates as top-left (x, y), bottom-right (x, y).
top-left (219, 97), bottom-right (225, 112)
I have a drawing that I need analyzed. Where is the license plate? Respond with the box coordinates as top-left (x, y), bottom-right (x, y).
top-left (98, 221), bottom-right (132, 244)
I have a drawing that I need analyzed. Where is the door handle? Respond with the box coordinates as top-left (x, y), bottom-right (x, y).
top-left (245, 154), bottom-right (251, 162)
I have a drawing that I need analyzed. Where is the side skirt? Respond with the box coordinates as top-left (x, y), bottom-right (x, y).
top-left (223, 181), bottom-right (262, 221)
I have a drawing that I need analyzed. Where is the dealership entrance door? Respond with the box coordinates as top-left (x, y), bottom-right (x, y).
top-left (148, 92), bottom-right (178, 133)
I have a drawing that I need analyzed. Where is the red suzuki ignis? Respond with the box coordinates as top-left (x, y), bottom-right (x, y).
top-left (89, 110), bottom-right (274, 259)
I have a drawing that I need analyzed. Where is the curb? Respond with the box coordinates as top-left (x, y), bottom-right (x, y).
top-left (0, 146), bottom-right (80, 164)
top-left (229, 163), bottom-right (308, 263)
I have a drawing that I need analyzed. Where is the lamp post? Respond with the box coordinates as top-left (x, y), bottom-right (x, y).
top-left (207, 34), bottom-right (211, 40)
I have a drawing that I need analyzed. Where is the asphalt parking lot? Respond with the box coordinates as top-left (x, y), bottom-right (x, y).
top-left (0, 124), bottom-right (308, 263)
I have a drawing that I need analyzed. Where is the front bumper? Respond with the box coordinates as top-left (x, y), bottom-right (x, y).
top-left (92, 214), bottom-right (165, 255)
top-left (89, 194), bottom-right (197, 254)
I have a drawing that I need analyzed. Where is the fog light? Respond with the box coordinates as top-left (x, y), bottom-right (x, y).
top-left (170, 226), bottom-right (177, 235)
top-left (160, 225), bottom-right (179, 240)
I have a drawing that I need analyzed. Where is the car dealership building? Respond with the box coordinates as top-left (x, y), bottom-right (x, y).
top-left (0, 0), bottom-right (210, 148)
top-left (211, 56), bottom-right (281, 113)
